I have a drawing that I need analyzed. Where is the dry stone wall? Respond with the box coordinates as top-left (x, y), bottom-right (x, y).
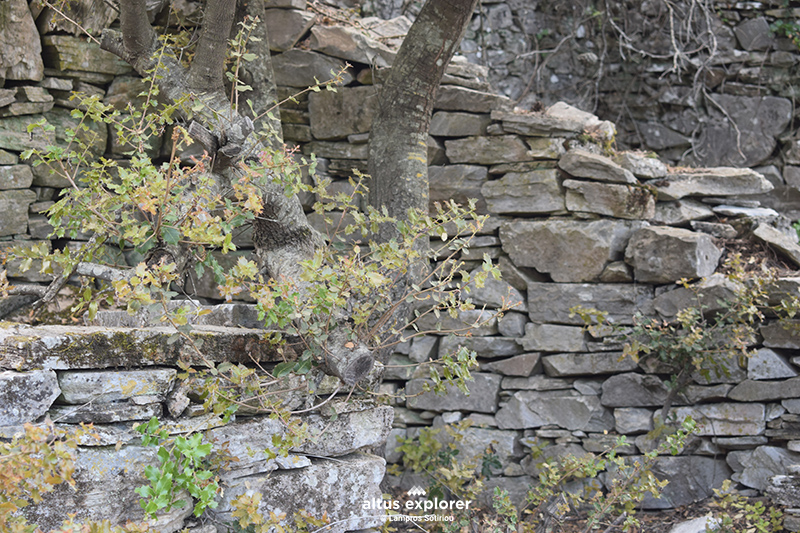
top-left (3, 0), bottom-right (800, 528)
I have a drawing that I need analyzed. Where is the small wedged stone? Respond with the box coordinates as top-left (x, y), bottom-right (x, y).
top-left (559, 149), bottom-right (637, 184)
top-left (483, 353), bottom-right (541, 376)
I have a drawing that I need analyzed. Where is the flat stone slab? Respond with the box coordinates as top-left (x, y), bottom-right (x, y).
top-left (57, 368), bottom-right (177, 404)
top-left (653, 167), bottom-right (773, 201)
top-left (0, 370), bottom-right (61, 425)
top-left (0, 323), bottom-right (283, 371)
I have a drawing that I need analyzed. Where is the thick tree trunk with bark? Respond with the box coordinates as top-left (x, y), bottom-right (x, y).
top-left (368, 0), bottom-right (479, 235)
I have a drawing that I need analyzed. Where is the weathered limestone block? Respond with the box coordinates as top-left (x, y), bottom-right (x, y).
top-left (445, 135), bottom-right (534, 165)
top-left (265, 8), bottom-right (317, 51)
top-left (415, 309), bottom-right (497, 336)
top-left (753, 224), bottom-right (800, 268)
top-left (559, 149), bottom-right (636, 184)
top-left (601, 373), bottom-right (676, 407)
top-left (0, 189), bottom-right (36, 235)
top-left (738, 446), bottom-right (800, 491)
top-left (0, 164), bottom-right (34, 189)
top-left (444, 426), bottom-right (521, 467)
top-left (0, 370), bottom-right (61, 425)
top-left (465, 266), bottom-right (526, 311)
top-left (309, 24), bottom-right (394, 66)
top-left (735, 17), bottom-right (774, 51)
top-left (527, 282), bottom-right (654, 325)
top-left (761, 320), bottom-right (800, 349)
top-left (696, 95), bottom-right (791, 167)
top-left (57, 369), bottom-right (177, 404)
top-left (103, 75), bottom-right (151, 111)
top-left (614, 152), bottom-right (667, 179)
top-left (0, 114), bottom-right (56, 152)
top-left (671, 403), bottom-right (765, 436)
top-left (564, 179), bottom-right (655, 220)
top-left (614, 407), bottom-right (654, 434)
top-left (520, 323), bottom-right (585, 352)
top-left (653, 274), bottom-right (740, 322)
top-left (48, 402), bottom-right (162, 424)
top-left (308, 85), bottom-right (378, 140)
top-left (429, 111), bottom-right (491, 136)
top-left (304, 141), bottom-right (368, 160)
top-left (582, 434), bottom-right (638, 454)
top-left (24, 446), bottom-right (192, 532)
top-left (542, 352), bottom-right (639, 377)
top-left (481, 169), bottom-right (565, 214)
top-left (639, 456), bottom-right (731, 509)
top-left (0, 0), bottom-right (44, 81)
top-left (406, 373), bottom-right (501, 413)
top-left (639, 123), bottom-right (690, 150)
top-left (273, 50), bottom-right (354, 87)
top-left (294, 404), bottom-right (394, 457)
top-left (41, 35), bottom-right (132, 76)
top-left (500, 219), bottom-right (645, 282)
top-left (483, 353), bottom-right (541, 376)
top-left (652, 199), bottom-right (715, 225)
top-left (653, 167), bottom-right (773, 201)
top-left (492, 102), bottom-right (614, 141)
top-left (683, 384), bottom-right (733, 403)
top-left (435, 86), bottom-right (512, 113)
top-left (429, 164), bottom-right (488, 213)
top-left (498, 311), bottom-right (527, 337)
top-left (729, 376), bottom-right (800, 402)
top-left (748, 348), bottom-right (798, 380)
top-left (496, 389), bottom-right (611, 431)
top-left (216, 453), bottom-right (386, 533)
top-left (625, 226), bottom-right (722, 283)
top-left (0, 324), bottom-right (284, 371)
top-left (501, 375), bottom-right (572, 390)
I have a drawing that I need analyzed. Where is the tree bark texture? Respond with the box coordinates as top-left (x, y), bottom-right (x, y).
top-left (368, 0), bottom-right (479, 239)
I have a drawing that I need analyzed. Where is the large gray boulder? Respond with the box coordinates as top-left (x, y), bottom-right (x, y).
top-left (625, 226), bottom-right (722, 283)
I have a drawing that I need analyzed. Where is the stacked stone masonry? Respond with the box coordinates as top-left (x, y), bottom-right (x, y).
top-left (4, 0), bottom-right (800, 530)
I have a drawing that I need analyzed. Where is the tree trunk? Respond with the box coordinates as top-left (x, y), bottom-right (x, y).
top-left (368, 0), bottom-right (479, 237)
